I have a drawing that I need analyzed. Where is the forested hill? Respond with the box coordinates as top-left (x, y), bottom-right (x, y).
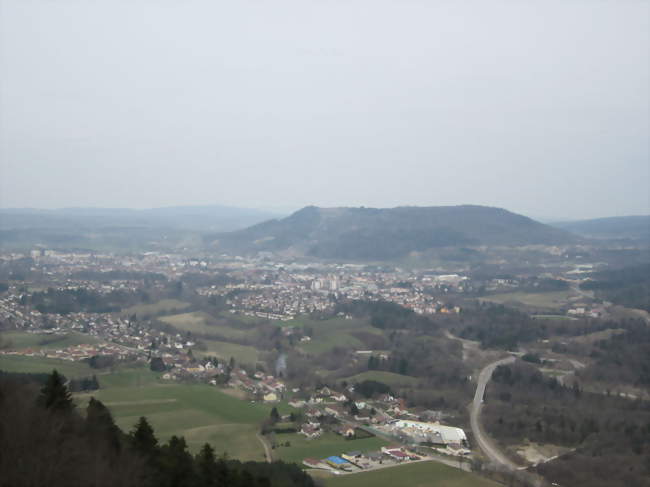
top-left (208, 205), bottom-right (578, 260)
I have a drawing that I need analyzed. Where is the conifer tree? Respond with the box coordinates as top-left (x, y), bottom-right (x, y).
top-left (195, 443), bottom-right (218, 487)
top-left (130, 416), bottom-right (159, 458)
top-left (86, 397), bottom-right (121, 455)
top-left (270, 407), bottom-right (280, 424)
top-left (38, 369), bottom-right (73, 412)
top-left (159, 435), bottom-right (195, 487)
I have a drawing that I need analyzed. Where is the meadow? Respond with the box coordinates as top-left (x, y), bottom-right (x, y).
top-left (159, 311), bottom-right (252, 341)
top-left (320, 460), bottom-right (501, 487)
top-left (159, 312), bottom-right (387, 364)
top-left (74, 368), bottom-right (272, 460)
top-left (0, 354), bottom-right (96, 378)
top-left (287, 316), bottom-right (385, 355)
top-left (159, 311), bottom-right (217, 334)
top-left (195, 338), bottom-right (259, 365)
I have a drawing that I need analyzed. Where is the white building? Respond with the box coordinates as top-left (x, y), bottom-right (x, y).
top-left (392, 420), bottom-right (467, 445)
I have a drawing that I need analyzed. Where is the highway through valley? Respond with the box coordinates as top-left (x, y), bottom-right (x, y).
top-left (469, 356), bottom-right (520, 470)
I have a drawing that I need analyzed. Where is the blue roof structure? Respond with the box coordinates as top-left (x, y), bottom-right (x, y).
top-left (326, 456), bottom-right (348, 465)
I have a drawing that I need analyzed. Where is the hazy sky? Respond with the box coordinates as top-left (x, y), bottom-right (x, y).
top-left (1, 0), bottom-right (648, 219)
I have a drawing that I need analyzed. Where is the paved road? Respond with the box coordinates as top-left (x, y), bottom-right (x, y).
top-left (469, 356), bottom-right (519, 469)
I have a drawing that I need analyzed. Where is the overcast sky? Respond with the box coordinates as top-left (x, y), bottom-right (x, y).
top-left (1, 0), bottom-right (648, 219)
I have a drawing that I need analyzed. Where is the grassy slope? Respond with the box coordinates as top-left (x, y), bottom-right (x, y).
top-left (195, 339), bottom-right (259, 365)
top-left (289, 317), bottom-right (383, 355)
top-left (159, 311), bottom-right (214, 332)
top-left (0, 354), bottom-right (95, 378)
top-left (76, 373), bottom-right (272, 460)
top-left (322, 461), bottom-right (501, 487)
top-left (160, 311), bottom-right (251, 341)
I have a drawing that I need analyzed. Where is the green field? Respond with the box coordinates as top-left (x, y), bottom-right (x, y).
top-left (273, 432), bottom-right (389, 464)
top-left (288, 317), bottom-right (384, 355)
top-left (0, 331), bottom-right (101, 350)
top-left (122, 299), bottom-right (191, 318)
top-left (344, 370), bottom-right (419, 387)
top-left (160, 311), bottom-right (251, 341)
top-left (159, 311), bottom-right (214, 332)
top-left (321, 460), bottom-right (501, 487)
top-left (95, 366), bottom-right (163, 389)
top-left (196, 338), bottom-right (259, 365)
top-left (0, 354), bottom-right (95, 378)
top-left (480, 291), bottom-right (574, 310)
top-left (302, 333), bottom-right (366, 355)
top-left (75, 374), bottom-right (273, 460)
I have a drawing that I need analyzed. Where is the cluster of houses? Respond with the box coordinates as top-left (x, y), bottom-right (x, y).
top-left (2, 248), bottom-right (610, 336)
top-left (227, 285), bottom-right (333, 320)
top-left (275, 386), bottom-right (471, 460)
top-left (227, 368), bottom-right (286, 402)
top-left (0, 341), bottom-right (136, 362)
top-left (186, 261), bottom-right (470, 320)
top-left (567, 305), bottom-right (605, 318)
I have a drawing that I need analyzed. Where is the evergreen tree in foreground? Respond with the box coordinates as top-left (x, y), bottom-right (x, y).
top-left (38, 369), bottom-right (74, 412)
top-left (86, 397), bottom-right (122, 456)
top-left (159, 435), bottom-right (195, 487)
top-left (270, 407), bottom-right (280, 424)
top-left (196, 443), bottom-right (219, 487)
top-left (130, 416), bottom-right (159, 458)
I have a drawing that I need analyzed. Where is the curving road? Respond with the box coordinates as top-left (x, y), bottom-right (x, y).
top-left (470, 356), bottom-right (519, 469)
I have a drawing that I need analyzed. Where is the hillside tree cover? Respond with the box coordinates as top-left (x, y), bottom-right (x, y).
top-left (483, 362), bottom-right (650, 487)
top-left (582, 264), bottom-right (650, 312)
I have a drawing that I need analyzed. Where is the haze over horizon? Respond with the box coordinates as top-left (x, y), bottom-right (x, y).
top-left (1, 0), bottom-right (648, 220)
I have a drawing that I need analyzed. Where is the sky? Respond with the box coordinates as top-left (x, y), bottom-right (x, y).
top-left (0, 0), bottom-right (648, 220)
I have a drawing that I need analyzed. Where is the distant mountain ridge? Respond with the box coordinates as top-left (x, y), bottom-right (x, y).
top-left (210, 205), bottom-right (578, 260)
top-left (550, 215), bottom-right (650, 241)
top-left (0, 205), bottom-right (280, 251)
top-left (0, 205), bottom-right (279, 232)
